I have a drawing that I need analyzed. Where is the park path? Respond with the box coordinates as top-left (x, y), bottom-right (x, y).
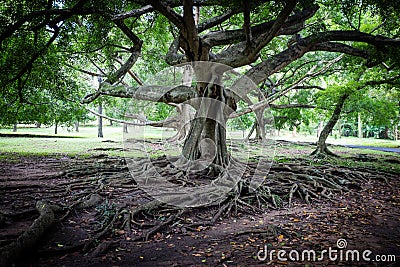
top-left (344, 145), bottom-right (400, 154)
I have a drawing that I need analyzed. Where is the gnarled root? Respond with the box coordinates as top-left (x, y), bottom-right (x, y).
top-left (0, 201), bottom-right (60, 266)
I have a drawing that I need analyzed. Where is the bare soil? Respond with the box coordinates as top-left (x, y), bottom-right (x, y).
top-left (0, 148), bottom-right (399, 267)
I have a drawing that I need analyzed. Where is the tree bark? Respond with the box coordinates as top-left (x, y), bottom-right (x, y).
top-left (181, 84), bottom-right (234, 169)
top-left (54, 121), bottom-right (58, 135)
top-left (98, 103), bottom-right (103, 138)
top-left (75, 121), bottom-right (79, 132)
top-left (311, 93), bottom-right (349, 156)
top-left (13, 123), bottom-right (17, 132)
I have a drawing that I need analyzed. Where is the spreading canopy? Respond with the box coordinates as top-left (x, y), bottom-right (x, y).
top-left (1, 0), bottom-right (400, 123)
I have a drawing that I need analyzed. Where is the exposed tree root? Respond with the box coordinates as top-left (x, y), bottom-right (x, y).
top-left (310, 145), bottom-right (339, 159)
top-left (0, 154), bottom-right (395, 265)
top-left (0, 201), bottom-right (60, 267)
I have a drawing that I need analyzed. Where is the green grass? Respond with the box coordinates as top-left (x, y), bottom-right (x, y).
top-left (0, 126), bottom-right (124, 157)
top-left (0, 126), bottom-right (398, 164)
top-left (0, 125), bottom-right (179, 158)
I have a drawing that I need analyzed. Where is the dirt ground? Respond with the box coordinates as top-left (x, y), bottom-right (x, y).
top-left (0, 148), bottom-right (399, 267)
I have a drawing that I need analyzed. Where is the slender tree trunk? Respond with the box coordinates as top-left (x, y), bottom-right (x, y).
top-left (98, 103), bottom-right (103, 138)
top-left (357, 112), bottom-right (363, 138)
top-left (246, 122), bottom-right (256, 140)
top-left (311, 93), bottom-right (349, 156)
top-left (54, 121), bottom-right (58, 135)
top-left (123, 123), bottom-right (128, 133)
top-left (75, 121), bottom-right (79, 132)
top-left (36, 122), bottom-right (41, 128)
top-left (254, 109), bottom-right (266, 140)
top-left (383, 126), bottom-right (389, 139)
top-left (109, 119), bottom-right (113, 126)
top-left (13, 123), bottom-right (17, 132)
top-left (317, 120), bottom-right (324, 137)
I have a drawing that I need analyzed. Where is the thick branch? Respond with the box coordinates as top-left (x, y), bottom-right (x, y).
top-left (82, 83), bottom-right (197, 104)
top-left (230, 56), bottom-right (342, 119)
top-left (114, 58), bottom-right (144, 85)
top-left (312, 42), bottom-right (368, 58)
top-left (203, 4), bottom-right (318, 47)
top-left (197, 9), bottom-right (240, 33)
top-left (246, 31), bottom-right (400, 85)
top-left (251, 0), bottom-right (297, 53)
top-left (112, 5), bottom-right (153, 20)
top-left (166, 38), bottom-right (187, 65)
top-left (102, 21), bottom-right (143, 85)
top-left (147, 0), bottom-right (184, 29)
top-left (86, 107), bottom-right (179, 128)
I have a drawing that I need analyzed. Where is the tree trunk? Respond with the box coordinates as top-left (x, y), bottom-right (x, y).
top-left (383, 126), bottom-right (389, 139)
top-left (54, 121), bottom-right (58, 135)
top-left (123, 123), bottom-right (128, 133)
top-left (98, 103), bottom-right (103, 138)
top-left (13, 123), bottom-right (17, 132)
top-left (181, 84), bottom-right (234, 170)
top-left (311, 93), bottom-right (349, 156)
top-left (36, 122), bottom-right (41, 128)
top-left (182, 116), bottom-right (229, 168)
top-left (357, 112), bottom-right (362, 138)
top-left (317, 120), bottom-right (324, 137)
top-left (246, 122), bottom-right (256, 140)
top-left (109, 119), bottom-right (113, 126)
top-left (75, 121), bottom-right (79, 132)
top-left (254, 109), bottom-right (266, 140)
top-left (169, 103), bottom-right (193, 142)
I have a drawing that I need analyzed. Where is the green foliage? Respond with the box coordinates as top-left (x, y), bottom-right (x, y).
top-left (1, 0), bottom-right (400, 136)
top-left (147, 103), bottom-right (175, 121)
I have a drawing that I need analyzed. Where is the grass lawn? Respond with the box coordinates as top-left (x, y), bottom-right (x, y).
top-left (0, 126), bottom-right (399, 160)
top-left (0, 126), bottom-right (124, 157)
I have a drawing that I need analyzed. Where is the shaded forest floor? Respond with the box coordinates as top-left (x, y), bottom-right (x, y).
top-left (0, 141), bottom-right (399, 266)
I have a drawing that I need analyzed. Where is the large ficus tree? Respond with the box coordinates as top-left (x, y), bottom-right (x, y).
top-left (1, 0), bottom-right (400, 168)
